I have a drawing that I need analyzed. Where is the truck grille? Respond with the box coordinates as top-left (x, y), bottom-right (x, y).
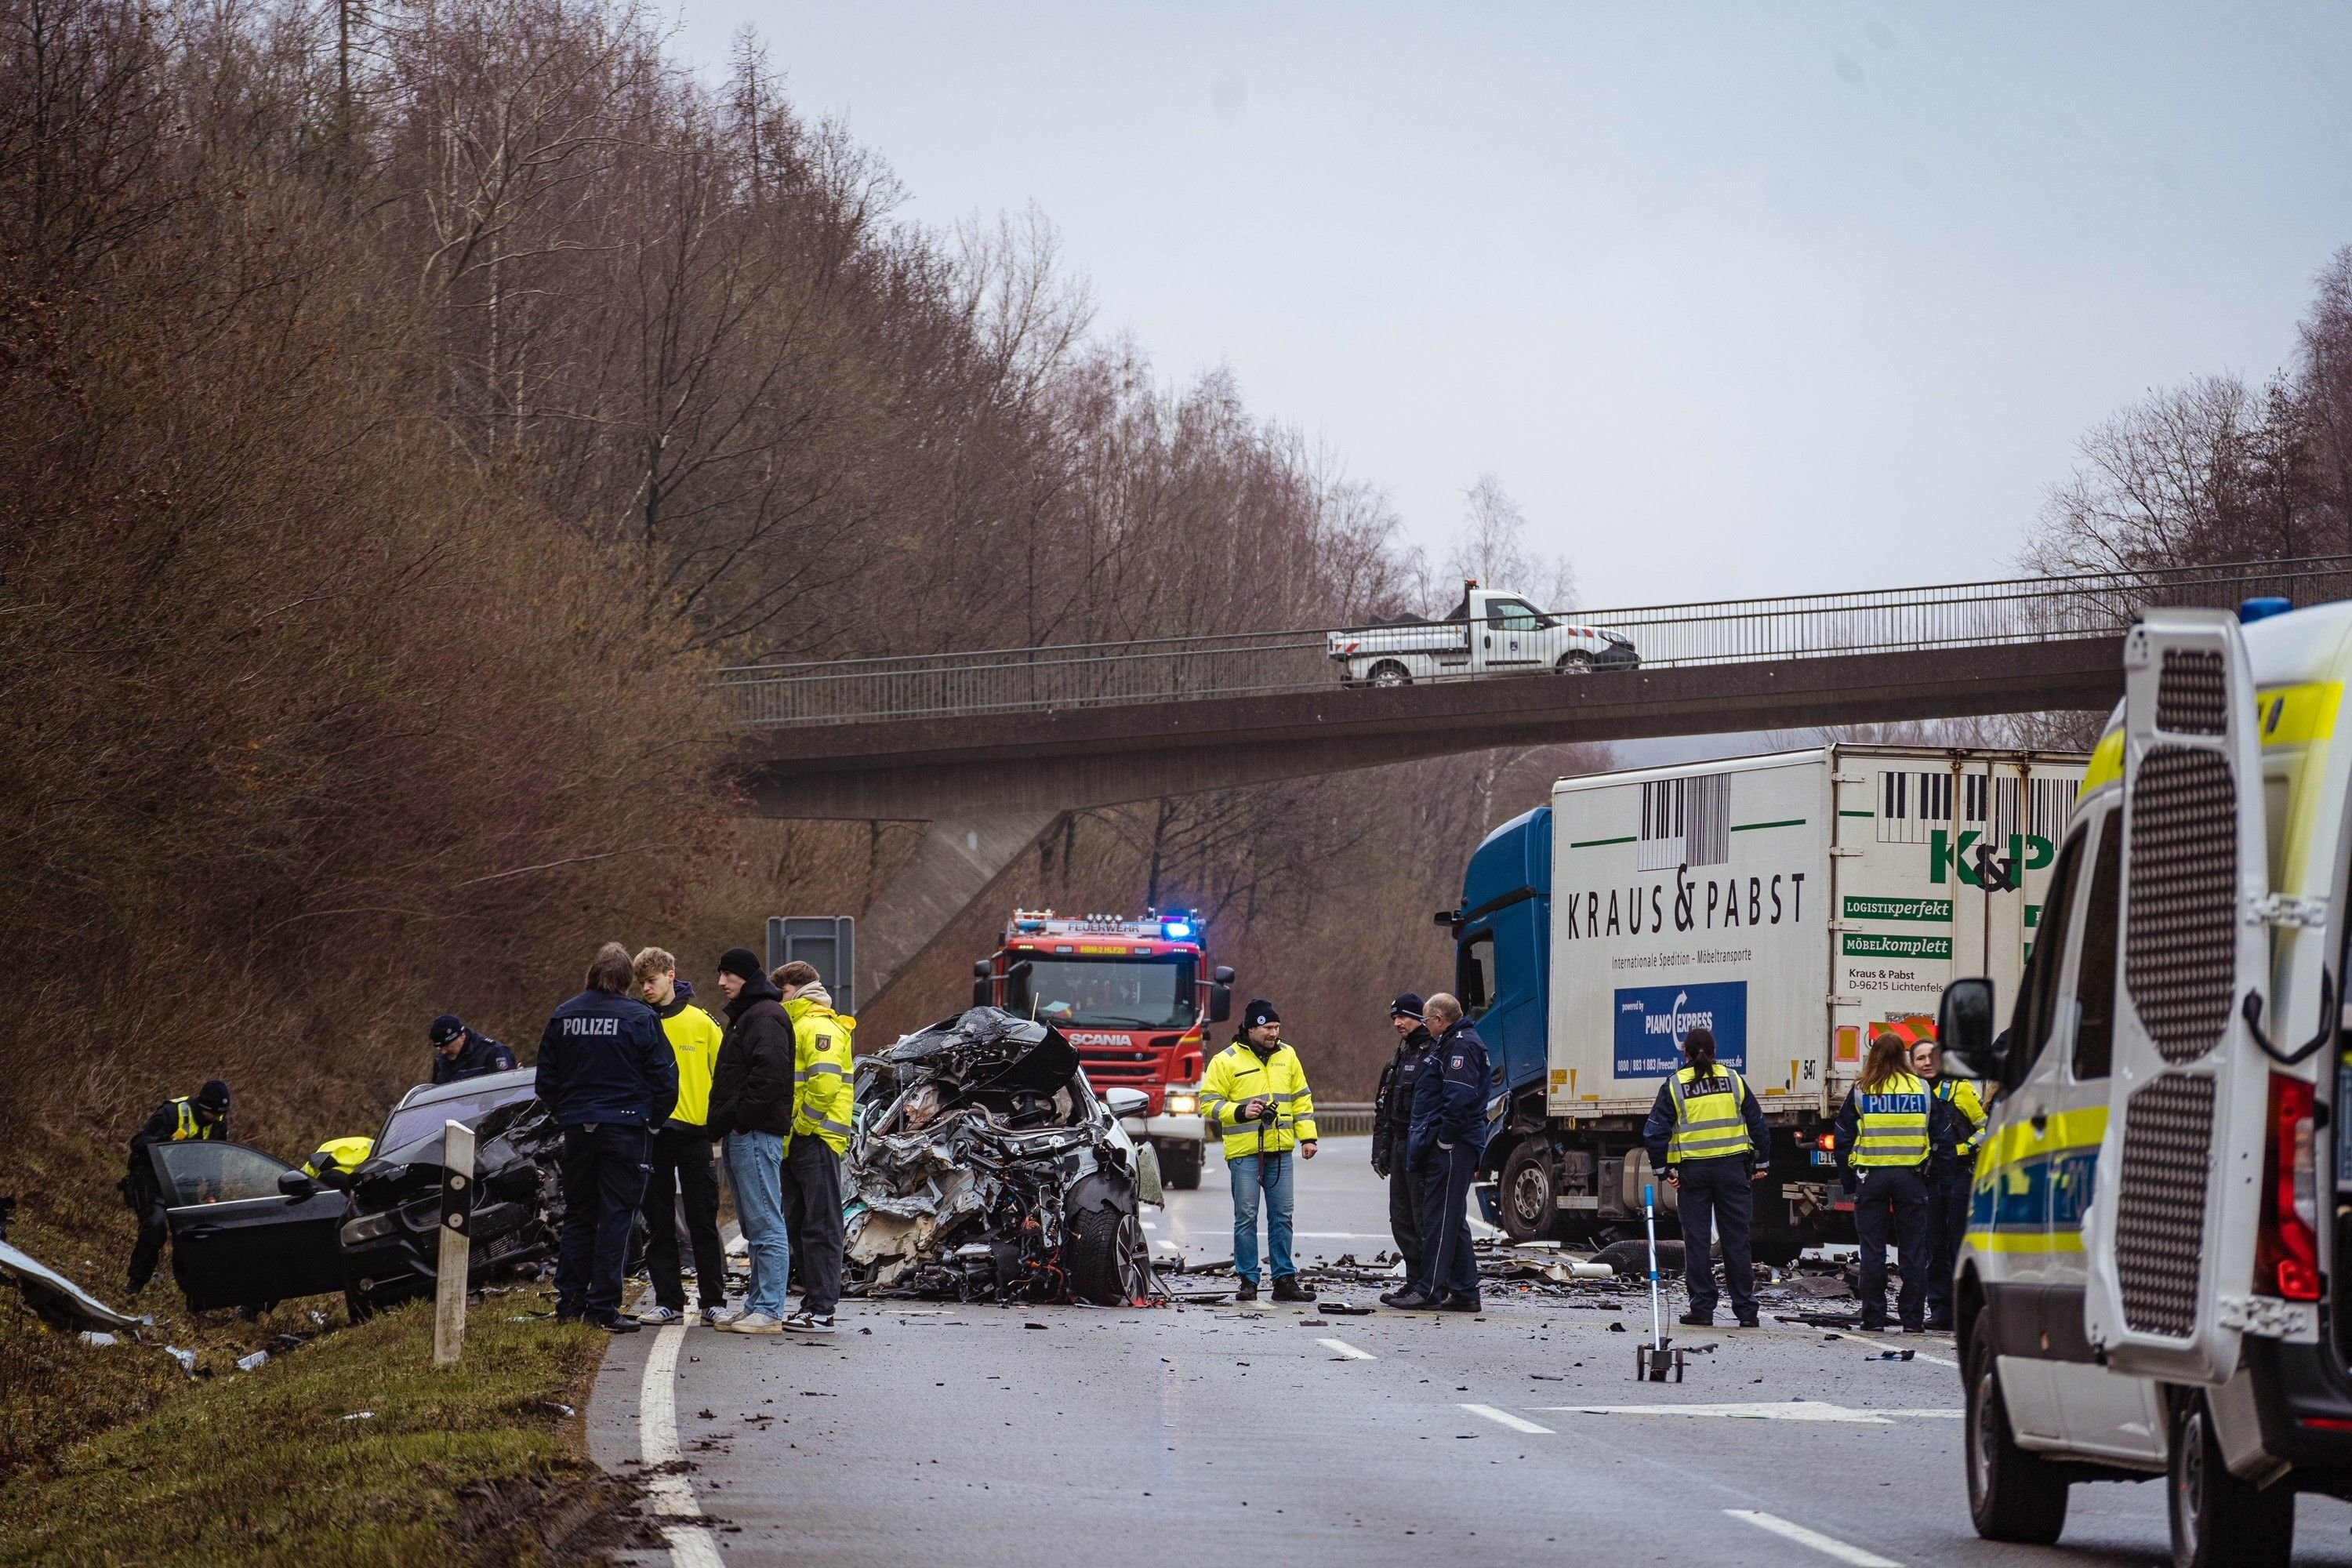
top-left (2154, 648), bottom-right (2227, 735)
top-left (2125, 744), bottom-right (2237, 1065)
top-left (2114, 1073), bottom-right (2214, 1339)
top-left (1075, 1048), bottom-right (1160, 1087)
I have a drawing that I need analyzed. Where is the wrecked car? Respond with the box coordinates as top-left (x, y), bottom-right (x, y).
top-left (141, 1067), bottom-right (581, 1316)
top-left (845, 1008), bottom-right (1158, 1305)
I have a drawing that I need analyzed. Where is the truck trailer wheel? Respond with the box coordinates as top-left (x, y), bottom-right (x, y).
top-left (1498, 1141), bottom-right (1564, 1243)
top-left (1965, 1306), bottom-right (2068, 1544)
top-left (2169, 1390), bottom-right (2292, 1568)
top-left (1156, 1140), bottom-right (1203, 1190)
top-left (1367, 660), bottom-right (1411, 688)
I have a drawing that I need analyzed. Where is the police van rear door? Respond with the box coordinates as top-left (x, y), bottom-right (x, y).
top-left (2082, 610), bottom-right (2271, 1383)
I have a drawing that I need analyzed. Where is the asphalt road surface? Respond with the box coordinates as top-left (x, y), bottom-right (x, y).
top-left (589, 1138), bottom-right (2352, 1566)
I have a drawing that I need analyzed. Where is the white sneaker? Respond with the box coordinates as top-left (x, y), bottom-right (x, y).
top-left (634, 1305), bottom-right (684, 1326)
top-left (783, 1312), bottom-right (836, 1335)
top-left (719, 1311), bottom-right (784, 1334)
top-left (698, 1305), bottom-right (730, 1327)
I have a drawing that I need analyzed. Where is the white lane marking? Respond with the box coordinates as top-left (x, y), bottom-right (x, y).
top-left (1294, 1231), bottom-right (1389, 1239)
top-left (1874, 1408), bottom-right (1965, 1418)
top-left (1317, 1337), bottom-right (1375, 1360)
top-left (1539, 1400), bottom-right (1930, 1424)
top-left (1724, 1508), bottom-right (1902, 1566)
top-left (1460, 1403), bottom-right (1554, 1434)
top-left (641, 1324), bottom-right (727, 1568)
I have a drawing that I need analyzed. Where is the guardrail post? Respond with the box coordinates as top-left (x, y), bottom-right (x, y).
top-left (434, 1118), bottom-right (473, 1367)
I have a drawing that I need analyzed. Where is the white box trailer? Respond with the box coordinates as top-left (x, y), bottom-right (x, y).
top-left (1455, 743), bottom-right (2085, 1253)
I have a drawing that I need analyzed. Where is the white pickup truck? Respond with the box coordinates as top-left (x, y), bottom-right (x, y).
top-left (1327, 585), bottom-right (1639, 687)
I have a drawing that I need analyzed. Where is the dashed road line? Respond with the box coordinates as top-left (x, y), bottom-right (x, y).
top-left (1724, 1508), bottom-right (1901, 1566)
top-left (640, 1324), bottom-right (726, 1568)
top-left (1460, 1403), bottom-right (1554, 1434)
top-left (1317, 1337), bottom-right (1375, 1360)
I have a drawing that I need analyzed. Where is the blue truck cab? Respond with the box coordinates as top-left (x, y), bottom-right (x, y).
top-left (1452, 805), bottom-right (1552, 1105)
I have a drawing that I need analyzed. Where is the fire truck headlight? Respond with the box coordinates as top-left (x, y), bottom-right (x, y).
top-left (1163, 1089), bottom-right (1200, 1115)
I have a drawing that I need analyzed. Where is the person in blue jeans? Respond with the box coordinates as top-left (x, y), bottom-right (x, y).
top-left (1201, 1000), bottom-right (1319, 1302)
top-left (535, 942), bottom-right (678, 1333)
top-left (707, 948), bottom-right (796, 1332)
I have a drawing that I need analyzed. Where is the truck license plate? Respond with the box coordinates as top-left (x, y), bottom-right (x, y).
top-left (1809, 1149), bottom-right (1838, 1167)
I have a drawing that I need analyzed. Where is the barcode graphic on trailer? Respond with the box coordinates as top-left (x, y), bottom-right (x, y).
top-left (1877, 770), bottom-right (1953, 845)
top-left (1638, 775), bottom-right (1730, 870)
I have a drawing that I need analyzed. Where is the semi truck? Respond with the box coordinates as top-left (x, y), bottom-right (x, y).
top-left (1935, 600), bottom-right (2352, 1567)
top-left (1446, 743), bottom-right (2085, 1259)
top-left (972, 909), bottom-right (1230, 1189)
top-left (1327, 583), bottom-right (1639, 687)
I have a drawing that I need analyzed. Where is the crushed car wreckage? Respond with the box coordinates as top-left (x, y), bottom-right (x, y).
top-left (844, 1008), bottom-right (1160, 1305)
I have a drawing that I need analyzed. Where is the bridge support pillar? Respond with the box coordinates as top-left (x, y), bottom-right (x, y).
top-left (856, 811), bottom-right (1058, 1015)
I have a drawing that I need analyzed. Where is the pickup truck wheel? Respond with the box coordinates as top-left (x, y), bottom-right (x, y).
top-left (1367, 660), bottom-right (1411, 688)
top-left (1498, 1141), bottom-right (1563, 1243)
top-left (1156, 1140), bottom-right (1203, 1190)
top-left (1069, 1204), bottom-right (1145, 1305)
top-left (2169, 1390), bottom-right (2292, 1568)
top-left (1555, 652), bottom-right (1595, 676)
top-left (1965, 1305), bottom-right (2068, 1543)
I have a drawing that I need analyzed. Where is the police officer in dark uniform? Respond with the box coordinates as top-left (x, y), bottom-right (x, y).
top-left (1912, 1033), bottom-right (1986, 1332)
top-left (430, 1013), bottom-right (518, 1083)
top-left (535, 942), bottom-right (677, 1332)
top-left (1641, 1027), bottom-right (1769, 1328)
top-left (1373, 993), bottom-right (1438, 1306)
top-left (1395, 993), bottom-right (1490, 1312)
top-left (122, 1080), bottom-right (231, 1293)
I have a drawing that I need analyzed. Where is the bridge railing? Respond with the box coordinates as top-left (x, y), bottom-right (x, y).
top-left (716, 557), bottom-right (2352, 728)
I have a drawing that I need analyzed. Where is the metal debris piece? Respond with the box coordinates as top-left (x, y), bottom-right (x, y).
top-left (0, 1239), bottom-right (144, 1333)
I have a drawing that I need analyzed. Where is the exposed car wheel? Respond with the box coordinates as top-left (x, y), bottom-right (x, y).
top-left (1555, 652), bottom-right (1595, 676)
top-left (2169, 1389), bottom-right (2292, 1568)
top-left (1367, 660), bottom-right (1411, 688)
top-left (1069, 1205), bottom-right (1145, 1305)
top-left (343, 1285), bottom-right (376, 1324)
top-left (1498, 1140), bottom-right (1563, 1243)
top-left (1156, 1140), bottom-right (1203, 1190)
top-left (1965, 1305), bottom-right (2068, 1544)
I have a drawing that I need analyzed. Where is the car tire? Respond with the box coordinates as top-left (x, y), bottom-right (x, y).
top-left (2169, 1389), bottom-right (2292, 1568)
top-left (1367, 660), bottom-right (1411, 688)
top-left (1498, 1140), bottom-right (1564, 1243)
top-left (1555, 652), bottom-right (1595, 676)
top-left (1069, 1204), bottom-right (1145, 1305)
top-left (1965, 1305), bottom-right (2068, 1544)
top-left (1156, 1141), bottom-right (1203, 1190)
top-left (343, 1285), bottom-right (376, 1324)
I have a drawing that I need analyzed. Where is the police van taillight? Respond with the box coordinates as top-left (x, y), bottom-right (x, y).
top-left (2257, 1072), bottom-right (2323, 1302)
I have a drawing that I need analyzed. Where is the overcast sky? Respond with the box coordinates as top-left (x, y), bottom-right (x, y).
top-left (666, 3), bottom-right (2351, 608)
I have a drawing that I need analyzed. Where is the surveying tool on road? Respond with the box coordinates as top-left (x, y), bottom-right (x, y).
top-left (1635, 1181), bottom-right (1686, 1384)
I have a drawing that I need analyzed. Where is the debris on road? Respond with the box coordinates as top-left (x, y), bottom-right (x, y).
top-left (843, 1008), bottom-right (1152, 1305)
top-left (236, 1350), bottom-right (269, 1372)
top-left (0, 1238), bottom-right (147, 1334)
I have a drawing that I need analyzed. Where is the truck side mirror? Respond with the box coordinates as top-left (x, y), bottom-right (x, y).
top-left (1208, 985), bottom-right (1232, 1025)
top-left (1213, 966), bottom-right (1236, 986)
top-left (1937, 978), bottom-right (2002, 1080)
top-left (972, 960), bottom-right (992, 979)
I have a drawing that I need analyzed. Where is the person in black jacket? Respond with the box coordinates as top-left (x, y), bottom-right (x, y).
top-left (1396, 994), bottom-right (1490, 1312)
top-left (536, 942), bottom-right (677, 1332)
top-left (1372, 993), bottom-right (1438, 1308)
top-left (706, 947), bottom-right (796, 1333)
top-left (429, 1014), bottom-right (517, 1084)
top-left (1640, 1027), bottom-right (1770, 1328)
top-left (122, 1080), bottom-right (230, 1294)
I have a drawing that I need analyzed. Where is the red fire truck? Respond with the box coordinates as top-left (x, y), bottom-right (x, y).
top-left (971, 908), bottom-right (1230, 1189)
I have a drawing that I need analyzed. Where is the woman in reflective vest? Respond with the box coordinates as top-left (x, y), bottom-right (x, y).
top-left (1834, 1031), bottom-right (1951, 1334)
top-left (1640, 1026), bottom-right (1770, 1328)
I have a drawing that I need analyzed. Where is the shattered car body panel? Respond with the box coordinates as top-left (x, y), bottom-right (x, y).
top-left (0, 1240), bottom-right (145, 1333)
top-left (845, 1009), bottom-right (1155, 1305)
top-left (340, 1068), bottom-right (571, 1315)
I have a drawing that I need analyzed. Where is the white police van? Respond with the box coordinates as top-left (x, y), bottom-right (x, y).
top-left (1940, 599), bottom-right (2352, 1566)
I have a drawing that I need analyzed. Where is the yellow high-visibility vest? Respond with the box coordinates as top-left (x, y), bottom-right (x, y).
top-left (303, 1136), bottom-right (375, 1178)
top-left (1852, 1072), bottom-right (1932, 1168)
top-left (1666, 1066), bottom-right (1753, 1163)
top-left (1200, 1042), bottom-right (1318, 1160)
top-left (1935, 1076), bottom-right (1987, 1157)
top-left (786, 998), bottom-right (856, 1156)
top-left (169, 1098), bottom-right (221, 1142)
top-left (659, 1000), bottom-right (725, 1128)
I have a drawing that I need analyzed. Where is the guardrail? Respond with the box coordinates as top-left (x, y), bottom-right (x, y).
top-left (718, 557), bottom-right (2352, 729)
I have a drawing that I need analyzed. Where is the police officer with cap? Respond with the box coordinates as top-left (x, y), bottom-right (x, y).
top-left (122, 1080), bottom-right (231, 1293)
top-left (1373, 993), bottom-right (1437, 1306)
top-left (429, 1013), bottom-right (517, 1084)
top-left (1641, 1026), bottom-right (1769, 1327)
top-left (1396, 993), bottom-right (1489, 1312)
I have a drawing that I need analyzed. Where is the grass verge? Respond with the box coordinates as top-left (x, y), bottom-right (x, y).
top-left (0, 1290), bottom-right (642, 1567)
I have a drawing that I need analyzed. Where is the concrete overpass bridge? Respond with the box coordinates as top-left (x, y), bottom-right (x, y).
top-left (717, 557), bottom-right (2343, 1010)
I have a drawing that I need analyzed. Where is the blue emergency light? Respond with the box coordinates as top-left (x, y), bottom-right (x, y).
top-left (1160, 915), bottom-right (1194, 941)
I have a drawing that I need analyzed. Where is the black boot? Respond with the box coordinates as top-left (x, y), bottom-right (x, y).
top-left (1234, 1279), bottom-right (1259, 1302)
top-left (1271, 1276), bottom-right (1313, 1304)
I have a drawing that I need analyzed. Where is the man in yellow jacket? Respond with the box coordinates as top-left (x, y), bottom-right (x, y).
top-left (1201, 999), bottom-right (1318, 1302)
top-left (633, 947), bottom-right (730, 1327)
top-left (777, 960), bottom-right (855, 1335)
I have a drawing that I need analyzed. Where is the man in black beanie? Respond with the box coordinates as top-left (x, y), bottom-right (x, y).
top-left (123, 1080), bottom-right (232, 1294)
top-left (1200, 999), bottom-right (1318, 1303)
top-left (430, 1013), bottom-right (517, 1085)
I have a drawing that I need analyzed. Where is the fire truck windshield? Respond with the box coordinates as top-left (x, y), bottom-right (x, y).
top-left (1007, 956), bottom-right (1198, 1030)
